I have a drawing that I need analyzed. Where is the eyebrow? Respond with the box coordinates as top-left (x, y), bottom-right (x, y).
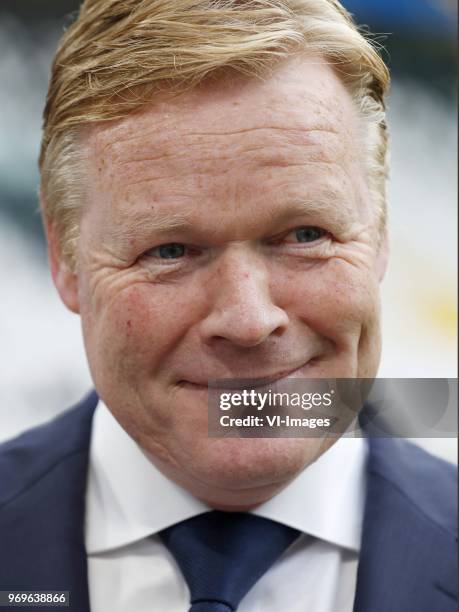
top-left (271, 192), bottom-right (357, 233)
top-left (108, 210), bottom-right (195, 244)
top-left (109, 191), bottom-right (356, 247)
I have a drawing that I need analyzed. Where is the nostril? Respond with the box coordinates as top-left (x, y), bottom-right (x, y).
top-left (272, 325), bottom-right (287, 338)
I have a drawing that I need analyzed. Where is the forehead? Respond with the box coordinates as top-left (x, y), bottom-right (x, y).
top-left (88, 55), bottom-right (358, 154)
top-left (83, 55), bottom-right (367, 229)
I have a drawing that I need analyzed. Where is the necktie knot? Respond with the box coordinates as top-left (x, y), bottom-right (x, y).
top-left (159, 511), bottom-right (300, 612)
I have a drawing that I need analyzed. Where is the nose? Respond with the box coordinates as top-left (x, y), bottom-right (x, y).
top-left (199, 248), bottom-right (289, 348)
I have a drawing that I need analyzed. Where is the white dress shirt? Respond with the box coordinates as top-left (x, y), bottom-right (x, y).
top-left (85, 402), bottom-right (367, 612)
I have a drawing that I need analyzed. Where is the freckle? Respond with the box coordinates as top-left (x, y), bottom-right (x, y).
top-left (127, 320), bottom-right (132, 331)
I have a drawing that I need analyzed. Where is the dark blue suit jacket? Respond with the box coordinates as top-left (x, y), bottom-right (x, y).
top-left (0, 391), bottom-right (457, 611)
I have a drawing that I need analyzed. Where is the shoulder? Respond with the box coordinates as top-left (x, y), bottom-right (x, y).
top-left (0, 390), bottom-right (98, 510)
top-left (367, 436), bottom-right (457, 535)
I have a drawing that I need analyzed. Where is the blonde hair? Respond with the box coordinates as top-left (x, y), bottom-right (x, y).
top-left (39, 0), bottom-right (389, 267)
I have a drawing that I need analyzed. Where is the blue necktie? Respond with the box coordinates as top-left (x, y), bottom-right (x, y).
top-left (159, 511), bottom-right (300, 612)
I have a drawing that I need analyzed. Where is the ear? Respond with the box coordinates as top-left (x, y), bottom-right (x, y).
top-left (45, 219), bottom-right (80, 314)
top-left (375, 230), bottom-right (389, 282)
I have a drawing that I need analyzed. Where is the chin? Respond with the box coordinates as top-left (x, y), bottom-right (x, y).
top-left (171, 435), bottom-right (336, 502)
top-left (188, 436), bottom-right (336, 510)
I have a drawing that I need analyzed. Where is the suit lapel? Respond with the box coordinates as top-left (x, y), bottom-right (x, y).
top-left (0, 391), bottom-right (98, 612)
top-left (353, 436), bottom-right (457, 612)
top-left (2, 394), bottom-right (456, 612)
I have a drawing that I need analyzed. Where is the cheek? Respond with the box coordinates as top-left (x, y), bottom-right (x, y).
top-left (83, 282), bottom-right (203, 381)
top-left (276, 260), bottom-right (380, 338)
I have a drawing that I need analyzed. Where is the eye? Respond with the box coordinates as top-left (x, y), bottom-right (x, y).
top-left (150, 243), bottom-right (186, 259)
top-left (288, 227), bottom-right (327, 243)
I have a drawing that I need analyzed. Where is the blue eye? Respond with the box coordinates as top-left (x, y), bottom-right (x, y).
top-left (295, 227), bottom-right (325, 243)
top-left (157, 243), bottom-right (185, 259)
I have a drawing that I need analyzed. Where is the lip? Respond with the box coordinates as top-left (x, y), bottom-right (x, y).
top-left (178, 361), bottom-right (314, 390)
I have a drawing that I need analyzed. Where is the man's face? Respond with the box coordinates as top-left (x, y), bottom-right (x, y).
top-left (52, 55), bottom-right (387, 509)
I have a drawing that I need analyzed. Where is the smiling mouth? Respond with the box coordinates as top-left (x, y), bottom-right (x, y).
top-left (178, 359), bottom-right (319, 391)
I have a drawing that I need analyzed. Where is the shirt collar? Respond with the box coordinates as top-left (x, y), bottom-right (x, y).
top-left (85, 401), bottom-right (367, 554)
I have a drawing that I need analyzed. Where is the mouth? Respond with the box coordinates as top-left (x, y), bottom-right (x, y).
top-left (178, 359), bottom-right (318, 391)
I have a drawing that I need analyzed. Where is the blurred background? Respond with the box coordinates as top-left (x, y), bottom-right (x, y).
top-left (0, 0), bottom-right (457, 461)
